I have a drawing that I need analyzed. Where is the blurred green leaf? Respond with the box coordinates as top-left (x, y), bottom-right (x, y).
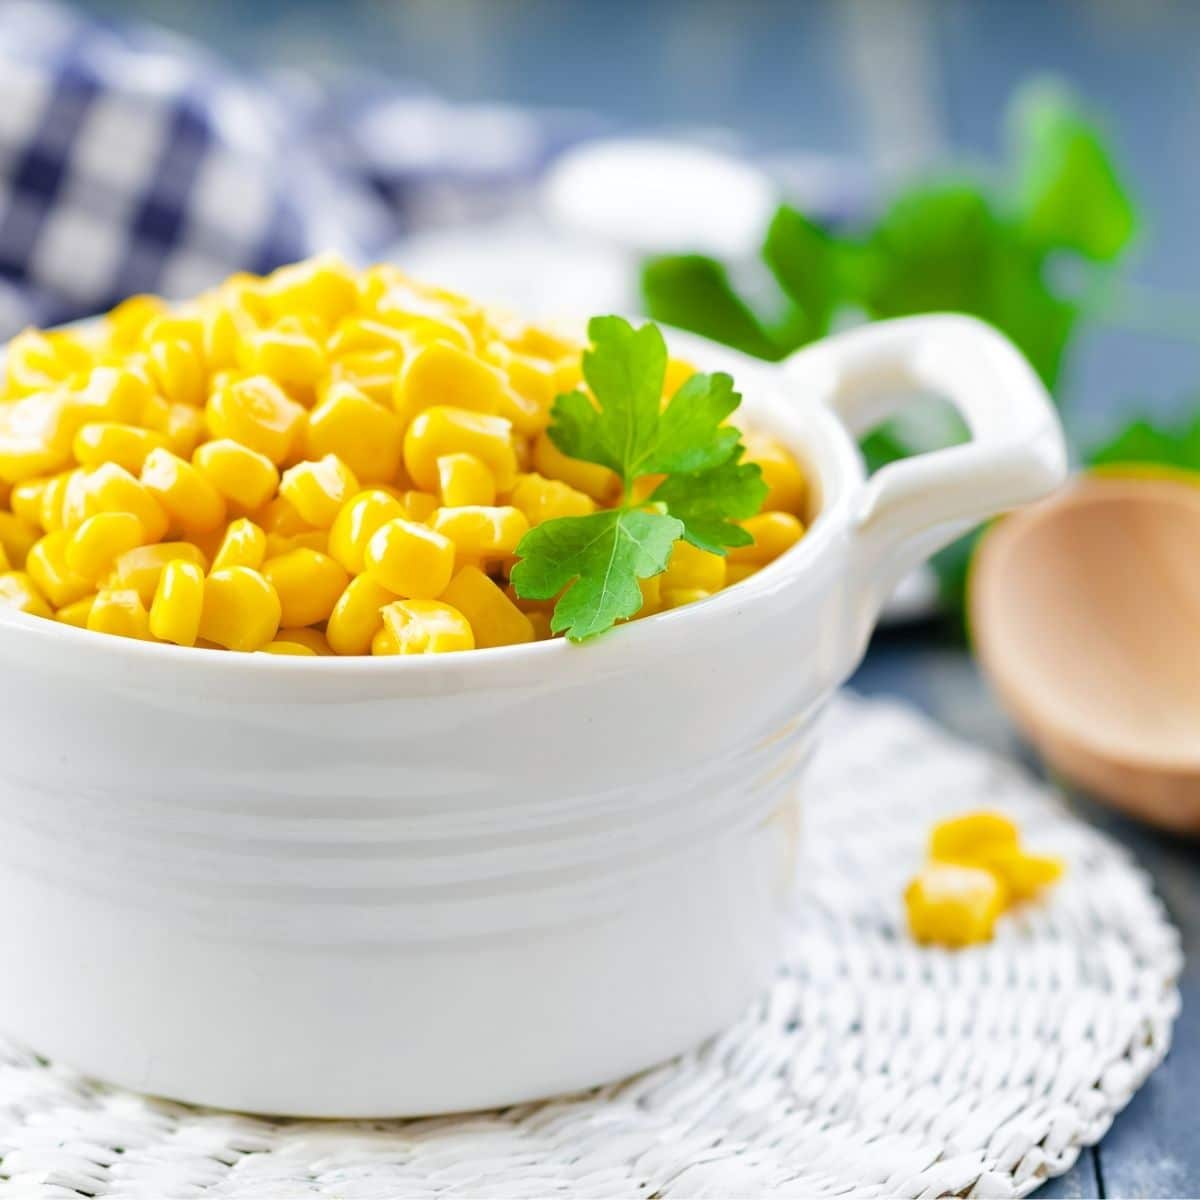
top-left (762, 205), bottom-right (839, 343)
top-left (1012, 79), bottom-right (1138, 262)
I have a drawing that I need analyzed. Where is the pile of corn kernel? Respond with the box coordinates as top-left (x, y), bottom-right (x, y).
top-left (905, 811), bottom-right (1064, 947)
top-left (0, 255), bottom-right (808, 655)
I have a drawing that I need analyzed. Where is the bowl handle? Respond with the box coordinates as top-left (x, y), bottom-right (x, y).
top-left (788, 313), bottom-right (1067, 634)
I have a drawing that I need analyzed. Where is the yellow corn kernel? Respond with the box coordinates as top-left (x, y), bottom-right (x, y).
top-left (508, 472), bottom-right (595, 524)
top-left (252, 495), bottom-right (312, 538)
top-left (326, 317), bottom-right (413, 358)
top-left (440, 566), bottom-right (534, 649)
top-left (527, 610), bottom-right (553, 641)
top-left (192, 439), bottom-right (280, 511)
top-left (211, 518), bottom-right (267, 571)
top-left (322, 350), bottom-right (403, 406)
top-left (371, 599), bottom-right (475, 655)
top-left (972, 846), bottom-right (1064, 902)
top-left (146, 338), bottom-right (205, 408)
top-left (663, 358), bottom-right (697, 398)
top-left (929, 812), bottom-right (1020, 862)
top-left (207, 374), bottom-right (307, 465)
top-left (726, 563), bottom-right (760, 586)
top-left (148, 558), bottom-right (205, 646)
top-left (429, 505), bottom-right (529, 560)
top-left (261, 253), bottom-right (359, 327)
top-left (0, 570), bottom-right (53, 618)
top-left (662, 541), bottom-right (727, 592)
top-left (265, 529), bottom-right (328, 557)
top-left (9, 479), bottom-right (46, 527)
top-left (73, 422), bottom-right (167, 473)
top-left (141, 448), bottom-right (227, 535)
top-left (328, 489), bottom-right (405, 574)
top-left (107, 542), bottom-right (208, 605)
top-left (0, 542), bottom-right (8, 573)
top-left (107, 294), bottom-right (167, 348)
top-left (637, 573), bottom-right (662, 615)
top-left (87, 587), bottom-right (152, 640)
top-left (326, 575), bottom-right (394, 655)
top-left (66, 463), bottom-right (169, 541)
top-left (0, 391), bottom-right (76, 482)
top-left (436, 453), bottom-right (496, 507)
top-left (744, 433), bottom-right (806, 515)
top-left (728, 511), bottom-right (805, 565)
top-left (394, 342), bottom-right (505, 426)
top-left (399, 490), bottom-right (439, 522)
top-left (157, 403), bottom-right (207, 458)
top-left (278, 453), bottom-right (359, 529)
top-left (404, 407), bottom-right (517, 492)
top-left (661, 587), bottom-right (712, 611)
top-left (39, 470), bottom-right (75, 532)
top-left (532, 432), bottom-right (618, 502)
top-left (306, 382), bottom-right (403, 483)
top-left (0, 511), bottom-right (40, 567)
top-left (65, 512), bottom-right (149, 581)
top-left (143, 314), bottom-right (205, 355)
top-left (200, 302), bottom-right (248, 372)
top-left (510, 322), bottom-right (578, 362)
top-left (73, 364), bottom-right (153, 424)
top-left (487, 342), bottom-right (556, 413)
top-left (238, 323), bottom-right (326, 396)
top-left (262, 548), bottom-right (349, 627)
top-left (259, 640), bottom-right (317, 656)
top-left (198, 566), bottom-right (281, 652)
top-left (4, 328), bottom-right (87, 394)
top-left (56, 594), bottom-right (96, 628)
top-left (273, 626), bottom-right (332, 655)
top-left (364, 518), bottom-right (455, 598)
top-left (26, 531), bottom-right (93, 607)
top-left (904, 863), bottom-right (1007, 947)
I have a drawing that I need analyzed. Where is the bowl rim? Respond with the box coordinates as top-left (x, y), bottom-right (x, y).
top-left (0, 323), bottom-right (865, 684)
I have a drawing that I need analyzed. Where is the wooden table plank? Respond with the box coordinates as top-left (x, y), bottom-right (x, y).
top-left (851, 629), bottom-right (1196, 1200)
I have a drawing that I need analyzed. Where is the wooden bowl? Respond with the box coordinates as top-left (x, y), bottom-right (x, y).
top-left (970, 474), bottom-right (1200, 833)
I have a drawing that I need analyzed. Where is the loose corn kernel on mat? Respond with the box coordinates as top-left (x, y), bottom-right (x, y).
top-left (0, 695), bottom-right (1179, 1200)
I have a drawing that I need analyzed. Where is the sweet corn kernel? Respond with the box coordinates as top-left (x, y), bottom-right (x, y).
top-left (9, 479), bottom-right (46, 527)
top-left (371, 599), bottom-right (475, 655)
top-left (141, 448), bottom-right (227, 535)
top-left (200, 302), bottom-right (246, 371)
top-left (273, 626), bottom-right (332, 655)
top-left (726, 562), bottom-right (760, 586)
top-left (26, 531), bottom-right (93, 607)
top-left (394, 342), bottom-right (505, 425)
top-left (143, 314), bottom-right (205, 355)
top-left (73, 422), bottom-right (167, 473)
top-left (321, 349), bottom-right (403, 406)
top-left (728, 511), bottom-right (805, 565)
top-left (239, 324), bottom-right (326, 396)
top-left (404, 406), bottom-right (517, 492)
top-left (261, 254), bottom-right (359, 327)
top-left (148, 558), bottom-right (205, 646)
top-left (265, 529), bottom-right (328, 558)
top-left (929, 812), bottom-right (1019, 860)
top-left (65, 512), bottom-right (149, 581)
top-left (107, 542), bottom-right (208, 605)
top-left (662, 586), bottom-right (712, 610)
top-left (56, 594), bottom-right (96, 627)
top-left (146, 338), bottom-right (205, 408)
top-left (662, 541), bottom-right (727, 592)
top-left (5, 329), bottom-right (85, 394)
top-left (328, 489), bottom-right (405, 575)
top-left (253, 495), bottom-right (312, 538)
top-left (107, 294), bottom-right (167, 348)
top-left (0, 391), bottom-right (77, 482)
top-left (262, 548), bottom-right (349, 627)
top-left (440, 566), bottom-right (534, 649)
top-left (73, 365), bottom-right (152, 424)
top-left (157, 403), bottom-right (207, 458)
top-left (39, 470), bottom-right (74, 532)
top-left (904, 864), bottom-right (1007, 947)
top-left (436, 453), bottom-right (495, 507)
top-left (509, 472), bottom-right (595, 524)
top-left (192, 439), bottom-right (280, 511)
top-left (637, 574), bottom-right (662, 615)
top-left (326, 317), bottom-right (412, 358)
top-left (399, 490), bottom-right (438, 522)
top-left (207, 374), bottom-right (306, 465)
top-left (304, 382), bottom-right (403, 484)
top-left (364, 518), bottom-right (455, 598)
top-left (429, 505), bottom-right (529, 560)
top-left (744, 432), bottom-right (807, 515)
top-left (532, 432), bottom-right (618, 502)
top-left (968, 846), bottom-right (1064, 902)
top-left (487, 342), bottom-right (556, 427)
top-left (326, 574), bottom-right (394, 655)
top-left (0, 543), bottom-right (7, 572)
top-left (0, 571), bottom-right (53, 618)
top-left (0, 511), bottom-right (39, 567)
top-left (527, 610), bottom-right (553, 641)
top-left (279, 453), bottom-right (359, 529)
top-left (87, 587), bottom-right (152, 640)
top-left (66, 463), bottom-right (169, 542)
top-left (211, 518), bottom-right (267, 571)
top-left (198, 566), bottom-right (281, 652)
top-left (259, 639), bottom-right (317, 656)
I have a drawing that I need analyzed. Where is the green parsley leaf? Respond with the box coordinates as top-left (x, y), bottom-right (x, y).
top-left (510, 508), bottom-right (682, 642)
top-left (512, 317), bottom-right (767, 641)
top-left (651, 451), bottom-right (768, 555)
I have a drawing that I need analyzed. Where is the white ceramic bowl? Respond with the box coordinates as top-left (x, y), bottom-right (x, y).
top-left (0, 315), bottom-right (1065, 1117)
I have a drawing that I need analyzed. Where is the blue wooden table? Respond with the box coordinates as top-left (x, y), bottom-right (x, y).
top-left (853, 629), bottom-right (1198, 1199)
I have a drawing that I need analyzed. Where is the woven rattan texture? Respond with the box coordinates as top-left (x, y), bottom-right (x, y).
top-left (0, 695), bottom-right (1181, 1199)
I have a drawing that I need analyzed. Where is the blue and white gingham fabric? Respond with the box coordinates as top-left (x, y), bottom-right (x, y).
top-left (0, 1), bottom-right (599, 338)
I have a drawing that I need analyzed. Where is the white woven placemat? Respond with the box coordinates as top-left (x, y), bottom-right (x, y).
top-left (0, 694), bottom-right (1181, 1200)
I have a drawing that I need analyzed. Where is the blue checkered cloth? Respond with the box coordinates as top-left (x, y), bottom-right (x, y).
top-left (0, 2), bottom-right (598, 337)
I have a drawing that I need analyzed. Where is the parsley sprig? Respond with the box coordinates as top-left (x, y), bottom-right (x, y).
top-left (510, 316), bottom-right (767, 642)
